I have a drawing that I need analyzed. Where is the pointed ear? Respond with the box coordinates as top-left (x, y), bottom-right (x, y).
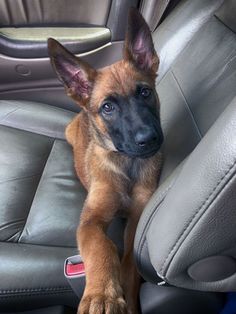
top-left (124, 8), bottom-right (159, 76)
top-left (48, 38), bottom-right (97, 107)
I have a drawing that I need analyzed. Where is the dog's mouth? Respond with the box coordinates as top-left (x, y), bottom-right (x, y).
top-left (117, 145), bottom-right (161, 159)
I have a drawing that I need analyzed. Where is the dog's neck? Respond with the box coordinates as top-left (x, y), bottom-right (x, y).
top-left (93, 142), bottom-right (161, 184)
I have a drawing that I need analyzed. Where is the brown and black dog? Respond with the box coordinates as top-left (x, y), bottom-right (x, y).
top-left (48, 8), bottom-right (163, 314)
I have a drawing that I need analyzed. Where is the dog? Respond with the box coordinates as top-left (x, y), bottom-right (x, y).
top-left (48, 8), bottom-right (163, 314)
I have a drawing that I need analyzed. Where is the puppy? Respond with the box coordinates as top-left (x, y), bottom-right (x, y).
top-left (48, 8), bottom-right (163, 314)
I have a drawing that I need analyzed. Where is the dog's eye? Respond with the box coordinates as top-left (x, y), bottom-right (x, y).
top-left (140, 87), bottom-right (151, 98)
top-left (102, 102), bottom-right (114, 114)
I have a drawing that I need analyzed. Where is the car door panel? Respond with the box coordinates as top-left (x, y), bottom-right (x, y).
top-left (0, 0), bottom-right (138, 110)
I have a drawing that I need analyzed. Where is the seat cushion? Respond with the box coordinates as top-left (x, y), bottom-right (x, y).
top-left (0, 100), bottom-right (124, 310)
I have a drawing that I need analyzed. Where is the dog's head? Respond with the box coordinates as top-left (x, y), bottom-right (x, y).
top-left (48, 8), bottom-right (163, 159)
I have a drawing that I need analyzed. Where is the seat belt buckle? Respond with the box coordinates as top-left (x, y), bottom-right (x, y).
top-left (64, 255), bottom-right (85, 298)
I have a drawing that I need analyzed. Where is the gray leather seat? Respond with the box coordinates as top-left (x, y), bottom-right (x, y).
top-left (0, 0), bottom-right (235, 313)
top-left (134, 0), bottom-right (236, 312)
top-left (0, 101), bottom-right (125, 312)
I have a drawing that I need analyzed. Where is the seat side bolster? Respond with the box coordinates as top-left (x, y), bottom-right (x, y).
top-left (136, 98), bottom-right (236, 291)
top-left (134, 162), bottom-right (183, 282)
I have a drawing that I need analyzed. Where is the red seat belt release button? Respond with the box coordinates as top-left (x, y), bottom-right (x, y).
top-left (66, 262), bottom-right (85, 276)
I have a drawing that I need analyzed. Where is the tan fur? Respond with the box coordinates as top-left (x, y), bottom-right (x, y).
top-left (64, 60), bottom-right (162, 314)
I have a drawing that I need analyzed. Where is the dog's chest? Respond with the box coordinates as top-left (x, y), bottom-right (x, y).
top-left (123, 158), bottom-right (144, 182)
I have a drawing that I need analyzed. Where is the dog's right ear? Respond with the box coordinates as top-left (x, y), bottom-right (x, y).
top-left (48, 38), bottom-right (97, 108)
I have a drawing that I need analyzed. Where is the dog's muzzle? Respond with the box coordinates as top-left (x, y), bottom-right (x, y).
top-left (117, 127), bottom-right (163, 159)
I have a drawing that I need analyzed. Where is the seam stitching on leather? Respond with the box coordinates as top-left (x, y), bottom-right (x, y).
top-left (17, 140), bottom-right (56, 242)
top-left (0, 287), bottom-right (71, 294)
top-left (0, 289), bottom-right (74, 298)
top-left (170, 70), bottom-right (202, 139)
top-left (160, 158), bottom-right (236, 275)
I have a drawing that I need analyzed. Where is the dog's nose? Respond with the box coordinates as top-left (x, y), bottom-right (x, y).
top-left (135, 128), bottom-right (158, 147)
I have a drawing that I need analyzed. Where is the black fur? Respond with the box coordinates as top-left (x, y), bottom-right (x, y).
top-left (100, 83), bottom-right (163, 158)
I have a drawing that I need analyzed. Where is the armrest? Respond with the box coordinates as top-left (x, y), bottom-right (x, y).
top-left (135, 97), bottom-right (236, 291)
top-left (0, 27), bottom-right (111, 58)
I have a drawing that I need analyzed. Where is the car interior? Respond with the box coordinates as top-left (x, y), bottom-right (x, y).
top-left (0, 0), bottom-right (235, 313)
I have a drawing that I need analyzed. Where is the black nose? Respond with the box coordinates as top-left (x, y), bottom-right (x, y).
top-left (135, 128), bottom-right (158, 147)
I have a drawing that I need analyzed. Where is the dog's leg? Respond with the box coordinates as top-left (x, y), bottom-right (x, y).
top-left (121, 185), bottom-right (155, 314)
top-left (121, 214), bottom-right (141, 314)
top-left (78, 182), bottom-right (127, 314)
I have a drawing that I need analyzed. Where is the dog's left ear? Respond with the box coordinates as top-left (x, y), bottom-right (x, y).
top-left (124, 8), bottom-right (159, 76)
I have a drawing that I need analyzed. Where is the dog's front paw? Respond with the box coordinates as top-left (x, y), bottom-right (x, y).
top-left (78, 294), bottom-right (128, 314)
